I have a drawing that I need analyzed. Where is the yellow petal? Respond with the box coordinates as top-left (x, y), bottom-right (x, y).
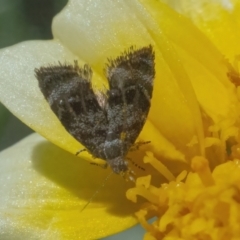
top-left (138, 0), bottom-right (240, 166)
top-left (162, 0), bottom-right (240, 63)
top-left (0, 133), bottom-right (138, 239)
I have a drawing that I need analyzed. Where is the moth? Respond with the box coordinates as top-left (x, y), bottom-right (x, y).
top-left (35, 45), bottom-right (155, 175)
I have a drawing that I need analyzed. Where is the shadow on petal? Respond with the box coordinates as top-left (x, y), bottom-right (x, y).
top-left (31, 140), bottom-right (142, 216)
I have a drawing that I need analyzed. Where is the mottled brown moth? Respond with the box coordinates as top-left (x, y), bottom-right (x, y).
top-left (35, 45), bottom-right (155, 175)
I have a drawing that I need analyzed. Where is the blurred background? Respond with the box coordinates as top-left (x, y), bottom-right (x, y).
top-left (0, 0), bottom-right (67, 150)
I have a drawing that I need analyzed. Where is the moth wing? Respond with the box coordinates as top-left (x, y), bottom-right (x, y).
top-left (35, 62), bottom-right (108, 158)
top-left (106, 45), bottom-right (155, 154)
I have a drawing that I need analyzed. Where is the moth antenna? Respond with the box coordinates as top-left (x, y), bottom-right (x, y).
top-left (81, 171), bottom-right (114, 212)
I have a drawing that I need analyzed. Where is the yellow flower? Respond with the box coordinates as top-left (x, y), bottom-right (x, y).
top-left (0, 0), bottom-right (240, 239)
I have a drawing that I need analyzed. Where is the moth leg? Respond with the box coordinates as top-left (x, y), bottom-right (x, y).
top-left (129, 141), bottom-right (151, 151)
top-left (90, 162), bottom-right (108, 169)
top-left (75, 148), bottom-right (87, 156)
top-left (127, 157), bottom-right (145, 171)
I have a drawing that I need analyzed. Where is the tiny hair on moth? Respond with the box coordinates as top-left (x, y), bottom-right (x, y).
top-left (35, 45), bottom-right (155, 177)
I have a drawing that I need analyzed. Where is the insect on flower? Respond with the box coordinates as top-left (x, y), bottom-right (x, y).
top-left (35, 45), bottom-right (155, 176)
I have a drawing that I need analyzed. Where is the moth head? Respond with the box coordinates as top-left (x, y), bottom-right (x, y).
top-left (107, 156), bottom-right (128, 174)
